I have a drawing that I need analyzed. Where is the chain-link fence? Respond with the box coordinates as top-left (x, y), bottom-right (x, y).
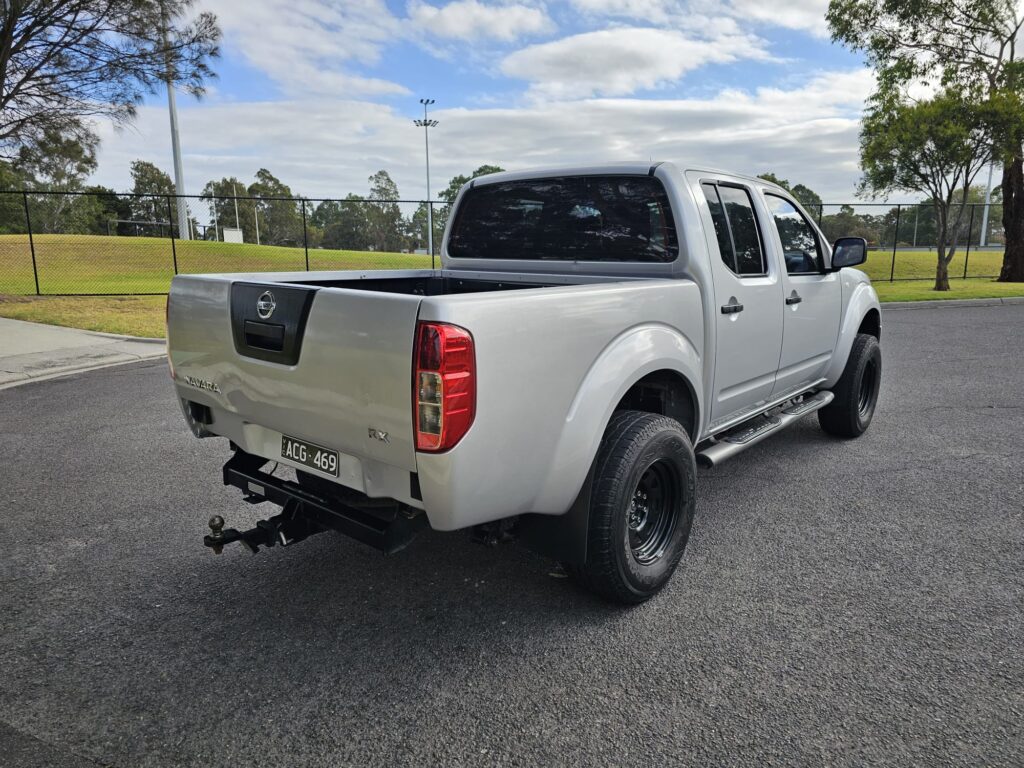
top-left (0, 191), bottom-right (444, 295)
top-left (0, 192), bottom-right (1006, 295)
top-left (814, 202), bottom-right (1004, 282)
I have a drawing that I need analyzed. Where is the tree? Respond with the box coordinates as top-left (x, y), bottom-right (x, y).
top-left (819, 204), bottom-right (884, 245)
top-left (757, 172), bottom-right (823, 212)
top-left (81, 184), bottom-right (132, 235)
top-left (129, 159), bottom-right (175, 224)
top-left (365, 170), bottom-right (403, 252)
top-left (408, 202), bottom-right (442, 252)
top-left (0, 160), bottom-right (30, 233)
top-left (248, 169), bottom-right (303, 246)
top-left (18, 129), bottom-right (99, 234)
top-left (0, 1), bottom-right (220, 160)
top-left (859, 93), bottom-right (995, 290)
top-left (317, 195), bottom-right (371, 251)
top-left (827, 0), bottom-right (1024, 281)
top-left (202, 176), bottom-right (258, 242)
top-left (20, 129), bottom-right (97, 189)
top-left (432, 164), bottom-right (504, 240)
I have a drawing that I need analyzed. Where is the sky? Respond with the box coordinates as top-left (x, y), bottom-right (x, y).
top-left (91, 0), bottom-right (877, 202)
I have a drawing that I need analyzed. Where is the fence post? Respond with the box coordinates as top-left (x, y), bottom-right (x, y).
top-left (889, 204), bottom-right (901, 282)
top-left (817, 203), bottom-right (823, 226)
top-left (430, 201), bottom-right (436, 269)
top-left (166, 195), bottom-right (179, 275)
top-left (301, 199), bottom-right (310, 271)
top-left (963, 204), bottom-right (976, 279)
top-left (22, 192), bottom-right (40, 295)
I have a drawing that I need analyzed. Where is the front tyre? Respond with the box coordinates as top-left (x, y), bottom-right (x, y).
top-left (818, 332), bottom-right (882, 438)
top-left (570, 411), bottom-right (696, 605)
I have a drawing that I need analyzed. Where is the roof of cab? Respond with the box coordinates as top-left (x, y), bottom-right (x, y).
top-left (468, 162), bottom-right (786, 195)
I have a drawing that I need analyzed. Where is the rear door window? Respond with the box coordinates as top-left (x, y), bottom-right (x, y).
top-left (447, 175), bottom-right (678, 262)
top-left (699, 182), bottom-right (766, 276)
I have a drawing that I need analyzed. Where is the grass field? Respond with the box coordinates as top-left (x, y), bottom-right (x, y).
top-left (860, 246), bottom-right (1003, 282)
top-left (0, 234), bottom-right (430, 295)
top-left (0, 233), bottom-right (1010, 295)
top-left (873, 279), bottom-right (1024, 302)
top-left (0, 295), bottom-right (169, 337)
top-left (0, 234), bottom-right (1021, 337)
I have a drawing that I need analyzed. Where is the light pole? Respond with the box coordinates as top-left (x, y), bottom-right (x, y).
top-left (162, 4), bottom-right (190, 241)
top-left (414, 99), bottom-right (438, 256)
top-left (980, 162), bottom-right (996, 248)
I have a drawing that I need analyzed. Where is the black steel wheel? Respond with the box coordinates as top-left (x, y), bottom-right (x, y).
top-left (628, 459), bottom-right (681, 565)
top-left (819, 332), bottom-right (882, 438)
top-left (858, 356), bottom-right (880, 420)
top-left (569, 410), bottom-right (696, 605)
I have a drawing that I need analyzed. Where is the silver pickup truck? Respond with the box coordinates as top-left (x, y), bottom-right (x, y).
top-left (167, 162), bottom-right (881, 603)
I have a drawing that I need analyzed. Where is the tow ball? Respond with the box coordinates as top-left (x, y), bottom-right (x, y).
top-left (203, 500), bottom-right (323, 555)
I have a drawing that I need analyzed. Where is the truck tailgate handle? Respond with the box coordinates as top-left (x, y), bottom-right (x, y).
top-left (720, 302), bottom-right (744, 315)
top-left (244, 320), bottom-right (285, 351)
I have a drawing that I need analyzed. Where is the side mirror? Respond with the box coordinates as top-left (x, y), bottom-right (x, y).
top-left (831, 237), bottom-right (868, 270)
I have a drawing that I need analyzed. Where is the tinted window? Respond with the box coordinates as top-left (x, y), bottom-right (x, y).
top-left (448, 175), bottom-right (678, 262)
top-left (700, 183), bottom-right (734, 271)
top-left (700, 183), bottom-right (765, 276)
top-left (765, 194), bottom-right (822, 274)
top-left (718, 186), bottom-right (765, 275)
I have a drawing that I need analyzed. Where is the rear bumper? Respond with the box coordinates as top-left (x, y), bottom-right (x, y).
top-left (180, 395), bottom-right (514, 531)
top-left (179, 395), bottom-right (424, 508)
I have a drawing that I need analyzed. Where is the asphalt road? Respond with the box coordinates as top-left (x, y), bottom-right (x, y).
top-left (1, 304), bottom-right (1022, 767)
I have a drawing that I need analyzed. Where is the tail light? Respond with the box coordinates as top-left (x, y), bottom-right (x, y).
top-left (413, 322), bottom-right (475, 452)
top-left (165, 295), bottom-right (175, 380)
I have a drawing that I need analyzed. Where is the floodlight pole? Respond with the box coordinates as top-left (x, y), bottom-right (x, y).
top-left (980, 162), bottom-right (995, 248)
top-left (414, 99), bottom-right (439, 256)
top-left (163, 10), bottom-right (190, 241)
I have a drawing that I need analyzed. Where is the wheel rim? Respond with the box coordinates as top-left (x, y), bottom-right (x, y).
top-left (858, 357), bottom-right (879, 419)
top-left (627, 459), bottom-right (680, 565)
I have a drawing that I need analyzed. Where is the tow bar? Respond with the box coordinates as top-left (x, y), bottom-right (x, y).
top-left (203, 447), bottom-right (426, 555)
top-left (204, 500), bottom-right (322, 554)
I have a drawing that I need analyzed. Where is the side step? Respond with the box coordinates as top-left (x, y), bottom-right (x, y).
top-left (697, 391), bottom-right (834, 467)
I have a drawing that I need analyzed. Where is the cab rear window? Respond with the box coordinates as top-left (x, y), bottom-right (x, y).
top-left (447, 175), bottom-right (678, 262)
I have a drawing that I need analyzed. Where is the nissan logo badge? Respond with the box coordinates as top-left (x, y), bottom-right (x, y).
top-left (256, 291), bottom-right (276, 320)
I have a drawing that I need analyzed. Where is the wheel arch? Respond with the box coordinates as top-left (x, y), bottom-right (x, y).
top-left (822, 281), bottom-right (881, 388)
top-left (612, 368), bottom-right (700, 442)
top-left (533, 323), bottom-right (701, 512)
top-left (858, 307), bottom-right (881, 340)
top-left (517, 324), bottom-right (701, 566)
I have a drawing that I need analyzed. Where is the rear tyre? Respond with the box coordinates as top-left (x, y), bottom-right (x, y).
top-left (818, 332), bottom-right (882, 438)
top-left (569, 411), bottom-right (696, 605)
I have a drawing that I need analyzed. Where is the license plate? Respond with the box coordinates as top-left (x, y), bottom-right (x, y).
top-left (280, 435), bottom-right (339, 477)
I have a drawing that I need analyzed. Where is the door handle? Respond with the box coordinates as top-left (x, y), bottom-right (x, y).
top-left (721, 303), bottom-right (744, 315)
top-left (785, 294), bottom-right (803, 305)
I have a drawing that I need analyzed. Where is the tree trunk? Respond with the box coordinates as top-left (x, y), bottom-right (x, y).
top-left (934, 205), bottom-right (950, 291)
top-left (999, 156), bottom-right (1024, 282)
top-left (935, 258), bottom-right (950, 291)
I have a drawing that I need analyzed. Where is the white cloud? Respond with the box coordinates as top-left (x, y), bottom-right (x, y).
top-left (728, 0), bottom-right (830, 37)
top-left (203, 0), bottom-right (409, 96)
top-left (568, 0), bottom-right (831, 36)
top-left (93, 69), bottom-right (873, 203)
top-left (406, 0), bottom-right (555, 41)
top-left (501, 27), bottom-right (770, 99)
top-left (569, 0), bottom-right (679, 23)
top-left (201, 0), bottom-right (556, 98)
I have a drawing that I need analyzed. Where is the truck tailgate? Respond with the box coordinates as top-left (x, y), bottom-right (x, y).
top-left (168, 277), bottom-right (422, 473)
